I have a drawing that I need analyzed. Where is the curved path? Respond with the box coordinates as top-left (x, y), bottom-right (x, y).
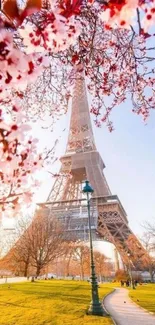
top-left (0, 277), bottom-right (27, 284)
top-left (104, 288), bottom-right (155, 325)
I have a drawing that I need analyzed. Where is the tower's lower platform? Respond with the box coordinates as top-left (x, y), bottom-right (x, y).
top-left (39, 197), bottom-right (99, 242)
top-left (38, 194), bottom-right (148, 270)
top-left (39, 195), bottom-right (129, 239)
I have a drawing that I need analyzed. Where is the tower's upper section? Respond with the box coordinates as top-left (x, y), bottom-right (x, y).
top-left (66, 70), bottom-right (96, 154)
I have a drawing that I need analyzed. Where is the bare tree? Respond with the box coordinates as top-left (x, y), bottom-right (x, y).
top-left (141, 229), bottom-right (155, 282)
top-left (94, 251), bottom-right (113, 282)
top-left (56, 242), bottom-right (90, 279)
top-left (11, 241), bottom-right (31, 277)
top-left (0, 216), bottom-right (33, 276)
top-left (144, 222), bottom-right (155, 241)
top-left (3, 213), bottom-right (66, 277)
top-left (25, 214), bottom-right (66, 276)
top-left (72, 243), bottom-right (90, 280)
top-left (60, 242), bottom-right (76, 277)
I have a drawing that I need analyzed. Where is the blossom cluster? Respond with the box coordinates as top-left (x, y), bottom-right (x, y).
top-left (48, 2), bottom-right (155, 131)
top-left (1, 0), bottom-right (155, 217)
top-left (0, 18), bottom-right (45, 216)
top-left (0, 27), bottom-right (48, 100)
top-left (100, 0), bottom-right (155, 31)
top-left (19, 10), bottom-right (81, 54)
top-left (142, 0), bottom-right (155, 31)
top-left (0, 105), bottom-right (42, 216)
top-left (100, 0), bottom-right (138, 29)
top-left (0, 0), bottom-right (81, 216)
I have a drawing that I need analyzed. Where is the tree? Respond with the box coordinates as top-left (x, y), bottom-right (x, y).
top-left (50, 242), bottom-right (76, 277)
top-left (141, 226), bottom-right (155, 282)
top-left (0, 0), bottom-right (155, 216)
top-left (144, 222), bottom-right (155, 241)
top-left (71, 242), bottom-right (90, 279)
top-left (55, 243), bottom-right (113, 280)
top-left (58, 242), bottom-right (90, 279)
top-left (4, 216), bottom-right (33, 276)
top-left (8, 1), bottom-right (155, 129)
top-left (0, 0), bottom-right (80, 216)
top-left (4, 213), bottom-right (66, 276)
top-left (115, 269), bottom-right (128, 282)
top-left (94, 251), bottom-right (113, 282)
top-left (62, 243), bottom-right (79, 277)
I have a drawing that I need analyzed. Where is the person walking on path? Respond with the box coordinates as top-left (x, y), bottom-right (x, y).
top-left (104, 288), bottom-right (155, 325)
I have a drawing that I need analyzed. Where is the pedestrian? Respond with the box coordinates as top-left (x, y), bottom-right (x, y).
top-left (126, 280), bottom-right (129, 287)
top-left (121, 280), bottom-right (124, 287)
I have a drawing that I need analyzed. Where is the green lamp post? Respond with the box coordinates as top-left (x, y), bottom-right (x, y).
top-left (83, 180), bottom-right (107, 316)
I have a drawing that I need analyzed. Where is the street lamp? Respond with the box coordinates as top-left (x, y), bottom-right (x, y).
top-left (83, 180), bottom-right (107, 316)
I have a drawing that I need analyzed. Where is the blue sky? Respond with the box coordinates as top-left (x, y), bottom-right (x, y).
top-left (96, 103), bottom-right (155, 237)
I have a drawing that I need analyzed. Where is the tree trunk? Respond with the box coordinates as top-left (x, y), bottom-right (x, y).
top-left (80, 256), bottom-right (84, 280)
top-left (66, 257), bottom-right (71, 277)
top-left (36, 265), bottom-right (41, 276)
top-left (24, 261), bottom-right (29, 277)
top-left (149, 266), bottom-right (154, 282)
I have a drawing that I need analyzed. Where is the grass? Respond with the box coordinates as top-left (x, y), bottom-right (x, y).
top-left (129, 284), bottom-right (155, 313)
top-left (0, 280), bottom-right (114, 325)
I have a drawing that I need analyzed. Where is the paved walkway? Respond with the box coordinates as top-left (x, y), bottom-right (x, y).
top-left (104, 288), bottom-right (155, 325)
top-left (0, 277), bottom-right (27, 284)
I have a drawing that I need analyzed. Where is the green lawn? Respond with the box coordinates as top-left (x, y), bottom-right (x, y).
top-left (0, 280), bottom-right (113, 325)
top-left (129, 284), bottom-right (155, 313)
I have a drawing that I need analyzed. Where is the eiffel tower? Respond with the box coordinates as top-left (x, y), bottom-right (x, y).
top-left (37, 68), bottom-right (147, 268)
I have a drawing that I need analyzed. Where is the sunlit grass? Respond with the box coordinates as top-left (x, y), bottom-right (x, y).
top-left (129, 284), bottom-right (155, 313)
top-left (0, 280), bottom-right (113, 325)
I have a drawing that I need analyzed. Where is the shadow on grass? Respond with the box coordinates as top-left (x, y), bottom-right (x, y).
top-left (1, 281), bottom-right (109, 309)
top-left (9, 289), bottom-right (90, 305)
top-left (0, 284), bottom-right (91, 308)
top-left (37, 293), bottom-right (90, 304)
top-left (0, 301), bottom-right (38, 309)
top-left (6, 282), bottom-right (91, 302)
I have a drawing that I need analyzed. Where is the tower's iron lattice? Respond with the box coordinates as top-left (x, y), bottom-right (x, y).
top-left (37, 70), bottom-right (148, 269)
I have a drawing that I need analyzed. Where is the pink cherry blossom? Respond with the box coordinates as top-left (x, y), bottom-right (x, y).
top-left (1, 0), bottom-right (155, 218)
top-left (19, 10), bottom-right (81, 54)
